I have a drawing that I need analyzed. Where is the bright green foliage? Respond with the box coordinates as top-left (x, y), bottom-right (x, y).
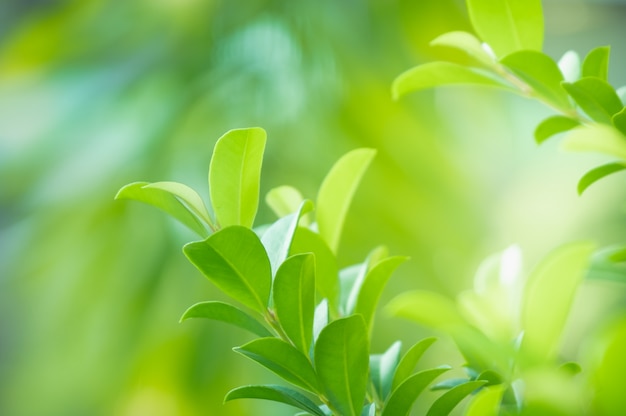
top-left (266, 186), bottom-right (306, 220)
top-left (391, 337), bottom-right (438, 390)
top-left (464, 385), bottom-right (505, 416)
top-left (534, 116), bottom-right (579, 144)
top-left (369, 341), bottom-right (402, 402)
top-left (466, 0), bottom-right (544, 57)
top-left (381, 367), bottom-right (451, 416)
top-left (209, 127), bottom-right (266, 228)
top-left (180, 301), bottom-right (271, 337)
top-left (577, 162), bottom-right (626, 195)
top-left (582, 46), bottom-right (610, 80)
top-left (430, 31), bottom-right (496, 69)
top-left (426, 380), bottom-right (487, 415)
top-left (225, 385), bottom-right (326, 416)
top-left (562, 78), bottom-right (623, 124)
top-left (561, 124), bottom-right (626, 160)
top-left (611, 107), bottom-right (626, 135)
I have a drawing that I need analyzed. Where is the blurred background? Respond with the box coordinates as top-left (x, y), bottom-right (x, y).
top-left (2, 0), bottom-right (626, 415)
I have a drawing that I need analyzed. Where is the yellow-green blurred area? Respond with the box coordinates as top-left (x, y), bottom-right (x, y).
top-left (2, 0), bottom-right (626, 415)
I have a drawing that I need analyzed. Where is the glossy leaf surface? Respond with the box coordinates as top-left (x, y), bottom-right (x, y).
top-left (426, 380), bottom-right (487, 416)
top-left (370, 341), bottom-right (402, 401)
top-left (562, 78), bottom-right (623, 123)
top-left (144, 181), bottom-right (213, 227)
top-left (382, 367), bottom-right (451, 416)
top-left (224, 385), bottom-right (325, 416)
top-left (391, 337), bottom-right (438, 390)
top-left (612, 107), bottom-right (626, 135)
top-left (534, 116), bottom-right (580, 144)
top-left (430, 31), bottom-right (495, 67)
top-left (180, 301), bottom-right (271, 337)
top-left (578, 162), bottom-right (626, 195)
top-left (582, 46), bottom-right (610, 81)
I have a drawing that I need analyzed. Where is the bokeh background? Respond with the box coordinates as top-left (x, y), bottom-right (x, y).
top-left (2, 0), bottom-right (626, 415)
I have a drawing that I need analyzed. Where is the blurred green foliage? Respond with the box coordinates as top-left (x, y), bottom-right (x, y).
top-left (2, 0), bottom-right (626, 415)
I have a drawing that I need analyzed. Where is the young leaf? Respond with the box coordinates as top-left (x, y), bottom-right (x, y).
top-left (209, 127), bottom-right (266, 228)
top-left (262, 200), bottom-right (314, 277)
top-left (466, 0), bottom-right (544, 57)
top-left (354, 256), bottom-right (408, 332)
top-left (558, 50), bottom-right (580, 83)
top-left (391, 337), bottom-right (437, 390)
top-left (425, 380), bottom-right (487, 416)
top-left (273, 253), bottom-right (315, 354)
top-left (582, 46), bottom-right (610, 81)
top-left (612, 107), bottom-right (626, 136)
top-left (180, 301), bottom-right (271, 337)
top-left (316, 148), bottom-right (376, 254)
top-left (381, 367), bottom-right (451, 416)
top-left (224, 385), bottom-right (325, 416)
top-left (392, 62), bottom-right (512, 100)
top-left (562, 78), bottom-right (623, 124)
top-left (234, 338), bottom-right (319, 393)
top-left (464, 384), bottom-right (505, 416)
top-left (521, 242), bottom-right (595, 364)
top-left (144, 181), bottom-right (214, 228)
top-left (345, 246), bottom-right (389, 314)
top-left (430, 31), bottom-right (496, 68)
top-left (183, 226), bottom-right (271, 314)
top-left (561, 124), bottom-right (626, 160)
top-left (577, 162), bottom-right (626, 195)
top-left (266, 185), bottom-right (306, 220)
top-left (500, 50), bottom-right (571, 110)
top-left (314, 315), bottom-right (369, 416)
top-left (534, 116), bottom-right (580, 144)
top-left (115, 182), bottom-right (208, 237)
top-left (370, 341), bottom-right (402, 401)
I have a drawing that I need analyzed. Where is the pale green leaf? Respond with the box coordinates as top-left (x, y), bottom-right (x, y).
top-left (361, 403), bottom-right (376, 416)
top-left (382, 367), bottom-right (451, 416)
top-left (391, 337), bottom-right (437, 390)
top-left (266, 185), bottom-right (306, 221)
top-left (209, 127), bottom-right (266, 228)
top-left (183, 226), bottom-right (271, 314)
top-left (617, 86), bottom-right (626, 106)
top-left (180, 301), bottom-right (271, 337)
top-left (345, 246), bottom-right (389, 315)
top-left (224, 385), bottom-right (325, 416)
top-left (558, 50), bottom-right (580, 83)
top-left (313, 299), bottom-right (329, 344)
top-left (273, 253), bottom-right (316, 354)
top-left (577, 162), bottom-right (626, 195)
top-left (392, 62), bottom-right (512, 100)
top-left (144, 181), bottom-right (214, 228)
top-left (466, 0), bottom-right (543, 57)
top-left (316, 148), bottom-right (375, 254)
top-left (314, 315), bottom-right (369, 416)
top-left (582, 46), bottom-right (610, 81)
top-left (500, 50), bottom-right (571, 109)
top-left (464, 385), bottom-right (505, 416)
top-left (612, 107), bottom-right (626, 136)
top-left (521, 242), bottom-right (595, 363)
top-left (562, 78), bottom-right (623, 124)
top-left (426, 380), bottom-right (487, 416)
top-left (115, 182), bottom-right (208, 237)
top-left (591, 316), bottom-right (626, 414)
top-left (386, 291), bottom-right (466, 331)
top-left (370, 341), bottom-right (402, 401)
top-left (430, 31), bottom-right (496, 68)
top-left (561, 123), bottom-right (626, 160)
top-left (534, 116), bottom-right (580, 144)
top-left (234, 338), bottom-right (319, 393)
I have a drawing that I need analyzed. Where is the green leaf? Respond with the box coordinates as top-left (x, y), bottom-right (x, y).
top-left (500, 50), bottom-right (571, 109)
top-left (180, 301), bottom-right (271, 337)
top-left (582, 46), bottom-right (610, 81)
top-left (617, 86), bottom-right (626, 106)
top-left (426, 380), bottom-right (487, 416)
top-left (313, 299), bottom-right (329, 343)
top-left (520, 242), bottom-right (595, 364)
top-left (143, 181), bottom-right (214, 228)
top-left (577, 162), bottom-right (626, 195)
top-left (266, 185), bottom-right (306, 220)
top-left (561, 123), bottom-right (626, 160)
top-left (314, 315), bottom-right (369, 416)
top-left (370, 341), bottom-right (402, 401)
top-left (183, 226), bottom-right (271, 314)
top-left (316, 148), bottom-right (376, 254)
top-left (558, 50), bottom-right (580, 83)
top-left (262, 200), bottom-right (314, 277)
top-left (392, 62), bottom-right (512, 100)
top-left (381, 367), bottom-right (451, 416)
top-left (273, 253), bottom-right (316, 354)
top-left (224, 385), bottom-right (325, 416)
top-left (559, 362), bottom-right (582, 376)
top-left (466, 0), bottom-right (543, 57)
top-left (361, 403), bottom-right (376, 416)
top-left (464, 385), bottom-right (505, 416)
top-left (386, 291), bottom-right (466, 331)
top-left (612, 107), bottom-right (626, 136)
top-left (391, 337), bottom-right (437, 390)
top-left (209, 127), bottom-right (266, 228)
top-left (234, 338), bottom-right (319, 393)
top-left (431, 378), bottom-right (470, 391)
top-left (354, 256), bottom-right (408, 332)
top-left (562, 78), bottom-right (623, 123)
top-left (291, 227), bottom-right (339, 309)
top-left (115, 182), bottom-right (208, 237)
top-left (345, 246), bottom-right (388, 314)
top-left (430, 31), bottom-right (496, 68)
top-left (588, 246), bottom-right (626, 283)
top-left (534, 116), bottom-right (580, 144)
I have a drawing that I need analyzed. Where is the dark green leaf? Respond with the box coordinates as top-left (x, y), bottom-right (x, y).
top-left (370, 341), bottom-right (402, 401)
top-left (224, 385), bottom-right (325, 416)
top-left (316, 148), bottom-right (375, 254)
top-left (392, 62), bottom-right (512, 100)
top-left (426, 380), bottom-right (487, 416)
top-left (465, 385), bottom-right (505, 416)
top-left (381, 367), bottom-right (451, 416)
top-left (266, 185), bottom-right (306, 220)
top-left (234, 338), bottom-right (319, 393)
top-left (534, 116), bottom-right (580, 144)
top-left (578, 162), bottom-right (626, 195)
top-left (391, 337), bottom-right (437, 390)
top-left (582, 46), bottom-right (610, 81)
top-left (430, 31), bottom-right (496, 68)
top-left (180, 301), bottom-right (271, 337)
top-left (115, 182), bottom-right (208, 237)
top-left (466, 0), bottom-right (543, 57)
top-left (562, 124), bottom-right (626, 160)
top-left (612, 107), bottom-right (626, 136)
top-left (273, 253), bottom-right (316, 354)
top-left (500, 50), bottom-right (571, 109)
top-left (314, 315), bottom-right (369, 416)
top-left (209, 127), bottom-right (266, 228)
top-left (183, 226), bottom-right (271, 314)
top-left (562, 78), bottom-right (623, 123)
